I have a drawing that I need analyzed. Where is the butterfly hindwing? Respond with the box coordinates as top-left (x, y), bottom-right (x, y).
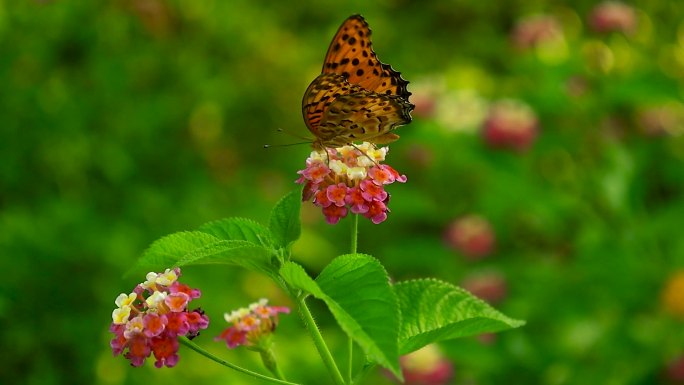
top-left (302, 73), bottom-right (364, 134)
top-left (317, 86), bottom-right (413, 147)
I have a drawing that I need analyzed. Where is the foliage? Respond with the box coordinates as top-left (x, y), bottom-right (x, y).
top-left (128, 189), bottom-right (521, 382)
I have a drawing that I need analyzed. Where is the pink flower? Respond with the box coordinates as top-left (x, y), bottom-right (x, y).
top-left (109, 268), bottom-right (209, 368)
top-left (314, 189), bottom-right (333, 208)
top-left (143, 313), bottom-right (167, 337)
top-left (482, 100), bottom-right (538, 152)
top-left (165, 292), bottom-right (190, 312)
top-left (216, 327), bottom-right (247, 348)
top-left (215, 299), bottom-right (289, 350)
top-left (169, 281), bottom-right (201, 300)
top-left (186, 309), bottom-right (210, 338)
top-left (665, 356), bottom-right (684, 383)
top-left (125, 335), bottom-right (151, 367)
top-left (444, 215), bottom-right (496, 260)
top-left (346, 187), bottom-right (369, 214)
top-left (461, 272), bottom-right (507, 304)
top-left (360, 179), bottom-right (388, 202)
top-left (326, 183), bottom-right (349, 207)
top-left (589, 2), bottom-right (636, 34)
top-left (323, 205), bottom-right (348, 225)
top-left (386, 165), bottom-right (407, 183)
top-left (300, 162), bottom-right (330, 184)
top-left (387, 344), bottom-right (454, 385)
top-left (150, 335), bottom-right (180, 368)
top-left (165, 312), bottom-right (190, 336)
top-left (364, 200), bottom-right (388, 225)
top-left (296, 142), bottom-right (406, 225)
top-left (511, 15), bottom-right (563, 50)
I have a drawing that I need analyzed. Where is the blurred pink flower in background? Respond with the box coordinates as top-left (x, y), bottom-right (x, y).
top-left (399, 344), bottom-right (454, 385)
top-left (461, 271), bottom-right (508, 304)
top-left (665, 356), bottom-right (684, 384)
top-left (511, 14), bottom-right (564, 50)
top-left (588, 1), bottom-right (637, 34)
top-left (444, 215), bottom-right (496, 260)
top-left (637, 103), bottom-right (684, 137)
top-left (482, 99), bottom-right (539, 152)
top-left (404, 143), bottom-right (435, 169)
top-left (409, 80), bottom-right (441, 119)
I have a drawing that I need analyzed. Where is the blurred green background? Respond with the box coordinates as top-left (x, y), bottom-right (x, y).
top-left (2, 0), bottom-right (684, 384)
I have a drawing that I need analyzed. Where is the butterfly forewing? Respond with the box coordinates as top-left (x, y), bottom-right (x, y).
top-left (321, 15), bottom-right (411, 99)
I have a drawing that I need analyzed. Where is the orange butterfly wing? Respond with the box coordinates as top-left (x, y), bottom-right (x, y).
top-left (303, 73), bottom-right (413, 147)
top-left (302, 15), bottom-right (413, 149)
top-left (321, 15), bottom-right (411, 98)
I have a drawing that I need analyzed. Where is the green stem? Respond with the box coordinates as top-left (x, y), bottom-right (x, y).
top-left (350, 213), bottom-right (359, 255)
top-left (347, 338), bottom-right (353, 384)
top-left (259, 348), bottom-right (286, 381)
top-left (347, 214), bottom-right (359, 384)
top-left (179, 337), bottom-right (300, 385)
top-left (296, 296), bottom-right (346, 385)
top-left (352, 362), bottom-right (376, 385)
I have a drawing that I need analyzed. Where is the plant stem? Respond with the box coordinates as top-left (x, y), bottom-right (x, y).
top-left (259, 348), bottom-right (286, 381)
top-left (352, 362), bottom-right (377, 385)
top-left (350, 213), bottom-right (359, 255)
top-left (179, 337), bottom-right (300, 385)
top-left (347, 214), bottom-right (359, 384)
top-left (296, 296), bottom-right (346, 385)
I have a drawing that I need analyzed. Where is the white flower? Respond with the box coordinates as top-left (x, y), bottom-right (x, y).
top-left (142, 272), bottom-right (158, 289)
top-left (112, 306), bottom-right (132, 324)
top-left (329, 159), bottom-right (347, 176)
top-left (145, 291), bottom-right (167, 309)
top-left (115, 292), bottom-right (137, 308)
top-left (347, 167), bottom-right (367, 180)
top-left (155, 268), bottom-right (178, 286)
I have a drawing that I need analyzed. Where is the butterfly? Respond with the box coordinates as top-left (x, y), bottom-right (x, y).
top-left (302, 15), bottom-right (414, 150)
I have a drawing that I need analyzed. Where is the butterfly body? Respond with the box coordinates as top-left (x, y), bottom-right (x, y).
top-left (302, 15), bottom-right (413, 150)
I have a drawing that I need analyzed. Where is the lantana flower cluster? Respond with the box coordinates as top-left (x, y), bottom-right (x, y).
top-left (109, 268), bottom-right (209, 368)
top-left (215, 298), bottom-right (290, 349)
top-left (296, 142), bottom-right (407, 225)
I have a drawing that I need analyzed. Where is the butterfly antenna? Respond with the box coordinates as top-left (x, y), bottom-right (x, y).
top-left (349, 143), bottom-right (379, 166)
top-left (277, 128), bottom-right (312, 142)
top-left (263, 141), bottom-right (312, 149)
top-left (263, 128), bottom-right (315, 149)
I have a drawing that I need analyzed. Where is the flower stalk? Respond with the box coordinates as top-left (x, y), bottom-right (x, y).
top-left (295, 295), bottom-right (346, 385)
top-left (179, 337), bottom-right (299, 385)
top-left (347, 214), bottom-right (359, 384)
top-left (258, 344), bottom-right (286, 380)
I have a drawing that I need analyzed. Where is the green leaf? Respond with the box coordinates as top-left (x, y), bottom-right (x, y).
top-left (279, 261), bottom-right (324, 297)
top-left (280, 255), bottom-right (401, 378)
top-left (176, 240), bottom-right (275, 277)
top-left (128, 231), bottom-right (275, 278)
top-left (394, 279), bottom-right (525, 355)
top-left (127, 231), bottom-right (220, 275)
top-left (268, 189), bottom-right (302, 249)
top-left (198, 217), bottom-right (273, 248)
top-left (316, 254), bottom-right (401, 377)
